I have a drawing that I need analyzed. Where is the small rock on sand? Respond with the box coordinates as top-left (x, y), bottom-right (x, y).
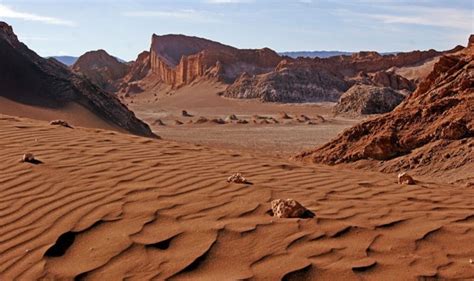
top-left (279, 112), bottom-right (292, 119)
top-left (226, 114), bottom-right (238, 121)
top-left (211, 118), bottom-right (225, 124)
top-left (227, 173), bottom-right (247, 184)
top-left (271, 199), bottom-right (309, 218)
top-left (398, 172), bottom-right (415, 185)
top-left (194, 117), bottom-right (209, 124)
top-left (174, 120), bottom-right (183, 125)
top-left (49, 120), bottom-right (72, 128)
top-left (153, 119), bottom-right (165, 126)
top-left (182, 110), bottom-right (192, 117)
top-left (21, 153), bottom-right (36, 163)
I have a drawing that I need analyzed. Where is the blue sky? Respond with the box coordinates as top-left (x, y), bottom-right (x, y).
top-left (0, 0), bottom-right (472, 60)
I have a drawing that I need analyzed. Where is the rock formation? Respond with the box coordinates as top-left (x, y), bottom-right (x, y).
top-left (148, 34), bottom-right (281, 88)
top-left (334, 85), bottom-right (405, 116)
top-left (223, 59), bottom-right (349, 102)
top-left (0, 21), bottom-right (155, 138)
top-left (270, 199), bottom-right (309, 218)
top-left (296, 36), bottom-right (473, 181)
top-left (72, 49), bottom-right (130, 92)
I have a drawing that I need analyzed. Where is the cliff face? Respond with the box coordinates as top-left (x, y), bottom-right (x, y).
top-left (148, 34), bottom-right (282, 88)
top-left (296, 37), bottom-right (473, 181)
top-left (0, 21), bottom-right (155, 138)
top-left (72, 49), bottom-right (130, 92)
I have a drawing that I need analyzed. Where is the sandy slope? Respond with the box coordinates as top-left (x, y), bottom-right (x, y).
top-left (1, 114), bottom-right (473, 280)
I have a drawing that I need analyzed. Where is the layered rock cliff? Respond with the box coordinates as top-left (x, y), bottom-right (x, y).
top-left (148, 34), bottom-right (282, 87)
top-left (0, 21), bottom-right (155, 138)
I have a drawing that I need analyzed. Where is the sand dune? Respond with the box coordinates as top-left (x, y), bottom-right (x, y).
top-left (1, 114), bottom-right (473, 280)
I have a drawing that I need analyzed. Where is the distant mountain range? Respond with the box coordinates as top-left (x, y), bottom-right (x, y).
top-left (48, 55), bottom-right (78, 66)
top-left (48, 55), bottom-right (126, 66)
top-left (279, 51), bottom-right (352, 58)
top-left (279, 51), bottom-right (401, 58)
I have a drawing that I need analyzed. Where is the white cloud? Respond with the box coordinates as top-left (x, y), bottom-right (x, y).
top-left (368, 7), bottom-right (473, 31)
top-left (123, 9), bottom-right (220, 22)
top-left (0, 4), bottom-right (75, 26)
top-left (334, 6), bottom-right (473, 32)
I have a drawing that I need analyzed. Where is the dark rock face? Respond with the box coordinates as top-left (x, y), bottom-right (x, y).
top-left (334, 85), bottom-right (405, 116)
top-left (0, 21), bottom-right (155, 138)
top-left (296, 38), bottom-right (473, 166)
top-left (223, 60), bottom-right (349, 103)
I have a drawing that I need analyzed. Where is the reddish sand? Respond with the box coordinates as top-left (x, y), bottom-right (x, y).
top-left (1, 114), bottom-right (473, 280)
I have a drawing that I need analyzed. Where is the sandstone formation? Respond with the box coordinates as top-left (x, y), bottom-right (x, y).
top-left (72, 49), bottom-right (130, 92)
top-left (334, 85), bottom-right (405, 116)
top-left (148, 34), bottom-right (281, 88)
top-left (297, 36), bottom-right (473, 181)
top-left (271, 199), bottom-right (308, 218)
top-left (0, 22), bottom-right (155, 137)
top-left (223, 59), bottom-right (349, 102)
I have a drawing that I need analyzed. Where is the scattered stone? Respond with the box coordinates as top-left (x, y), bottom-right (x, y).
top-left (194, 116), bottom-right (209, 124)
top-left (398, 172), bottom-right (415, 185)
top-left (298, 114), bottom-right (310, 121)
top-left (211, 118), bottom-right (225, 124)
top-left (226, 114), bottom-right (238, 121)
top-left (152, 119), bottom-right (165, 126)
top-left (49, 120), bottom-right (72, 128)
top-left (236, 119), bottom-right (248, 124)
top-left (470, 258), bottom-right (473, 264)
top-left (182, 110), bottom-right (192, 117)
top-left (173, 120), bottom-right (183, 125)
top-left (279, 112), bottom-right (292, 119)
top-left (227, 173), bottom-right (247, 184)
top-left (271, 199), bottom-right (309, 218)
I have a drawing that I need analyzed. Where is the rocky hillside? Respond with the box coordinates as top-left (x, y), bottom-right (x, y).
top-left (224, 59), bottom-right (348, 102)
top-left (0, 21), bottom-right (155, 138)
top-left (72, 49), bottom-right (130, 92)
top-left (334, 85), bottom-right (405, 116)
top-left (222, 46), bottom-right (459, 103)
top-left (296, 36), bottom-right (473, 183)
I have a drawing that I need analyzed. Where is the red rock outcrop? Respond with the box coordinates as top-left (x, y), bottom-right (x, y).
top-left (0, 21), bottom-right (155, 138)
top-left (72, 49), bottom-right (130, 92)
top-left (296, 37), bottom-right (473, 181)
top-left (148, 34), bottom-right (282, 87)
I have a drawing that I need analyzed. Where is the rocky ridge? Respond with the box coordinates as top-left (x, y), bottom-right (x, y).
top-left (0, 21), bottom-right (155, 138)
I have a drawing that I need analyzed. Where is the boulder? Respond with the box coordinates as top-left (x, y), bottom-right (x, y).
top-left (398, 172), bottom-right (415, 185)
top-left (21, 153), bottom-right (36, 163)
top-left (271, 199), bottom-right (309, 218)
top-left (227, 173), bottom-right (247, 184)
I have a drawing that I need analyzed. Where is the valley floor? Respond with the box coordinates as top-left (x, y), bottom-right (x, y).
top-left (1, 114), bottom-right (473, 280)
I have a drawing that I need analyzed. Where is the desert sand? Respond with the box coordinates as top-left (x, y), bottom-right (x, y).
top-left (1, 114), bottom-right (473, 280)
top-left (126, 81), bottom-right (359, 156)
